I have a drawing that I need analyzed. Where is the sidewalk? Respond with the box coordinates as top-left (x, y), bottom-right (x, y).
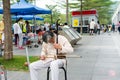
top-left (13, 45), bottom-right (42, 56)
top-left (7, 32), bottom-right (120, 80)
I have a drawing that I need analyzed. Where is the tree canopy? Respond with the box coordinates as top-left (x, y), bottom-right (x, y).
top-left (62, 0), bottom-right (116, 24)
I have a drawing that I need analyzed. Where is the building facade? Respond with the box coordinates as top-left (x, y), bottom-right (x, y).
top-left (71, 9), bottom-right (98, 33)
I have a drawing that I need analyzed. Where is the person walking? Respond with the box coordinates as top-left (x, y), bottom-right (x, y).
top-left (90, 19), bottom-right (96, 35)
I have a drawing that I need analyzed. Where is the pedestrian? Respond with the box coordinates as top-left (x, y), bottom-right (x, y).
top-left (117, 21), bottom-right (120, 34)
top-left (18, 17), bottom-right (26, 34)
top-left (25, 20), bottom-right (31, 33)
top-left (63, 22), bottom-right (69, 28)
top-left (1, 29), bottom-right (4, 51)
top-left (0, 17), bottom-right (4, 40)
top-left (97, 21), bottom-right (101, 35)
top-left (90, 19), bottom-right (96, 35)
top-left (29, 31), bottom-right (74, 80)
top-left (13, 18), bottom-right (24, 49)
top-left (13, 20), bottom-right (19, 47)
top-left (44, 22), bottom-right (50, 31)
top-left (112, 23), bottom-right (115, 32)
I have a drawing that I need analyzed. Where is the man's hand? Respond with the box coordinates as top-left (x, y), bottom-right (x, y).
top-left (57, 53), bottom-right (66, 59)
top-left (53, 43), bottom-right (62, 50)
top-left (40, 55), bottom-right (46, 60)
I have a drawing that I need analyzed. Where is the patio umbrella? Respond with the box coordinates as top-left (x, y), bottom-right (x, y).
top-left (11, 15), bottom-right (44, 21)
top-left (0, 0), bottom-right (51, 15)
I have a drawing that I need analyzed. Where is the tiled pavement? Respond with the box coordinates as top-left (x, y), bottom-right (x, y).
top-left (7, 32), bottom-right (120, 80)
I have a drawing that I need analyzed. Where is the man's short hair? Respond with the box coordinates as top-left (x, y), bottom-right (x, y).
top-left (42, 31), bottom-right (54, 43)
top-left (92, 19), bottom-right (94, 21)
top-left (18, 17), bottom-right (23, 21)
top-left (64, 22), bottom-right (68, 25)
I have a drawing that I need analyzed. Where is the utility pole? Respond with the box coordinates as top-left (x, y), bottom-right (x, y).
top-left (80, 0), bottom-right (83, 34)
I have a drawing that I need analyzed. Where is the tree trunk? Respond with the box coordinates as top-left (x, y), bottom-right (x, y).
top-left (3, 0), bottom-right (13, 60)
top-left (66, 0), bottom-right (69, 24)
top-left (80, 0), bottom-right (83, 34)
top-left (51, 11), bottom-right (53, 24)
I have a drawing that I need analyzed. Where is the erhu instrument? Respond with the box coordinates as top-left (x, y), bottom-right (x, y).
top-left (53, 19), bottom-right (82, 59)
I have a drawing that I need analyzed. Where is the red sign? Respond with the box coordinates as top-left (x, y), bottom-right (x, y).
top-left (72, 10), bottom-right (97, 16)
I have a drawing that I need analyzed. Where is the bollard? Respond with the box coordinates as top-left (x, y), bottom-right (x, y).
top-left (0, 63), bottom-right (7, 80)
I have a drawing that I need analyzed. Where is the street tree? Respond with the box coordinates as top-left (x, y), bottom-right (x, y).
top-left (56, 0), bottom-right (70, 24)
top-left (2, 0), bottom-right (13, 60)
top-left (59, 0), bottom-right (115, 24)
top-left (46, 5), bottom-right (57, 24)
top-left (69, 0), bottom-right (115, 24)
top-left (41, 5), bottom-right (61, 24)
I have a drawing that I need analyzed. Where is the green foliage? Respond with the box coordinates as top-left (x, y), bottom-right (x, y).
top-left (61, 0), bottom-right (115, 24)
top-left (41, 5), bottom-right (62, 24)
top-left (41, 13), bottom-right (67, 25)
top-left (17, 0), bottom-right (28, 2)
top-left (0, 55), bottom-right (38, 71)
top-left (82, 0), bottom-right (114, 24)
top-left (60, 14), bottom-right (66, 23)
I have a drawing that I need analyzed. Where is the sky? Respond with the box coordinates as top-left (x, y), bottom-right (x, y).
top-left (112, 0), bottom-right (120, 1)
top-left (36, 0), bottom-right (61, 9)
top-left (36, 0), bottom-right (120, 14)
top-left (36, 0), bottom-right (67, 14)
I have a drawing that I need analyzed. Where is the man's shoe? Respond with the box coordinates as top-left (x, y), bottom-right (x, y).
top-left (18, 47), bottom-right (25, 49)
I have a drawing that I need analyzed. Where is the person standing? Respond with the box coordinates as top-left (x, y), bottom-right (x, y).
top-left (13, 20), bottom-right (19, 47)
top-left (63, 23), bottom-right (69, 28)
top-left (97, 21), bottom-right (101, 35)
top-left (44, 22), bottom-right (50, 31)
top-left (29, 31), bottom-right (73, 80)
top-left (25, 20), bottom-right (31, 33)
top-left (90, 19), bottom-right (96, 35)
top-left (117, 21), bottom-right (120, 34)
top-left (0, 17), bottom-right (4, 40)
top-left (112, 23), bottom-right (115, 32)
top-left (13, 18), bottom-right (24, 49)
top-left (18, 20), bottom-right (24, 49)
top-left (18, 17), bottom-right (26, 34)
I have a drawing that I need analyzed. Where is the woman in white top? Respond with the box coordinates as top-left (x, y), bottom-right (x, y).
top-left (13, 19), bottom-right (24, 49)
